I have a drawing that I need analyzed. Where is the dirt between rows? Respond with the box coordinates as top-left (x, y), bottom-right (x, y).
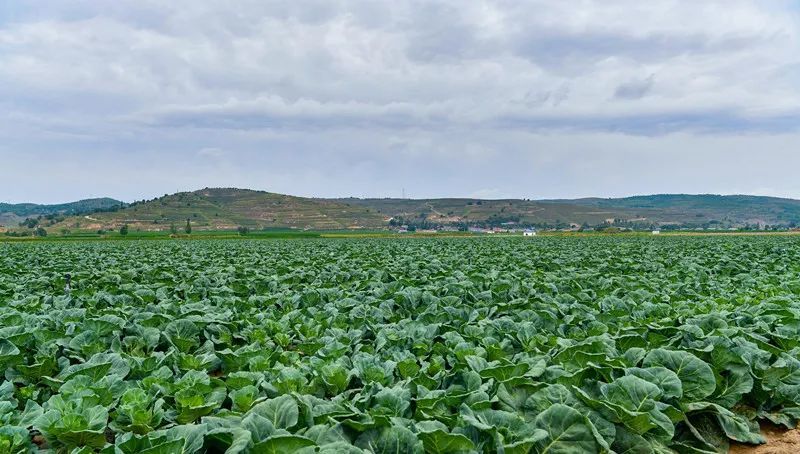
top-left (729, 422), bottom-right (800, 454)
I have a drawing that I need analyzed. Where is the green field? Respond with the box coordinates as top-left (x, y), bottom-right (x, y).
top-left (2, 236), bottom-right (800, 453)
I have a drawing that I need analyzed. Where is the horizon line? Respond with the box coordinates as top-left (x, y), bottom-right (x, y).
top-left (2, 187), bottom-right (799, 206)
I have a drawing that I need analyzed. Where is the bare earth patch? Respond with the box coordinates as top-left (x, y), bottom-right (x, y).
top-left (730, 423), bottom-right (800, 454)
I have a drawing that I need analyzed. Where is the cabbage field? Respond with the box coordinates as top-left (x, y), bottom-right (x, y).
top-left (2, 236), bottom-right (800, 453)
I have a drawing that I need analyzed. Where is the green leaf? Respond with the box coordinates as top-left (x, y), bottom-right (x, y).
top-left (204, 427), bottom-right (252, 454)
top-left (164, 320), bottom-right (200, 352)
top-left (0, 426), bottom-right (36, 454)
top-left (317, 441), bottom-right (366, 453)
top-left (230, 385), bottom-right (259, 413)
top-left (0, 339), bottom-right (20, 363)
top-left (417, 430), bottom-right (475, 454)
top-left (533, 404), bottom-right (599, 454)
top-left (251, 435), bottom-right (315, 454)
top-left (759, 407), bottom-right (800, 429)
top-left (712, 370), bottom-right (752, 408)
top-left (601, 375), bottom-right (661, 412)
top-left (355, 426), bottom-right (424, 454)
top-left (479, 363), bottom-right (529, 382)
top-left (610, 425), bottom-right (653, 454)
top-left (502, 432), bottom-right (549, 454)
top-left (526, 385), bottom-right (578, 413)
top-left (57, 429), bottom-right (108, 450)
top-left (320, 363), bottom-right (351, 394)
top-left (63, 362), bottom-right (112, 382)
top-left (396, 358), bottom-right (420, 379)
top-left (685, 402), bottom-right (765, 445)
top-left (643, 349), bottom-right (716, 401)
top-left (137, 439), bottom-right (186, 454)
top-left (249, 395), bottom-right (299, 430)
top-left (156, 424), bottom-right (208, 453)
top-left (111, 433), bottom-right (187, 454)
top-left (574, 385), bottom-right (666, 437)
top-left (626, 367), bottom-right (683, 400)
top-left (35, 397), bottom-right (109, 450)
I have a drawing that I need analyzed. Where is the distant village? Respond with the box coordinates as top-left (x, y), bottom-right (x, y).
top-left (388, 216), bottom-right (793, 235)
top-left (392, 223), bottom-right (539, 235)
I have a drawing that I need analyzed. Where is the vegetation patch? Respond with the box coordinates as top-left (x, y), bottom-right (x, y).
top-left (1, 236), bottom-right (799, 452)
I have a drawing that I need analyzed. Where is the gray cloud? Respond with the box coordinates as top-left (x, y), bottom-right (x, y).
top-left (0, 0), bottom-right (799, 202)
top-left (614, 75), bottom-right (655, 100)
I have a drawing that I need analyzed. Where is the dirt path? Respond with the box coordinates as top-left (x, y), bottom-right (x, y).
top-left (425, 202), bottom-right (445, 217)
top-left (729, 423), bottom-right (800, 454)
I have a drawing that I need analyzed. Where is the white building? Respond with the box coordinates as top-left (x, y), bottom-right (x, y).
top-left (652, 230), bottom-right (661, 235)
top-left (523, 230), bottom-right (537, 237)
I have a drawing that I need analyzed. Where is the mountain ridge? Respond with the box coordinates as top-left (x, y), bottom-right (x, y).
top-left (3, 188), bottom-right (800, 230)
top-left (0, 198), bottom-right (125, 229)
top-left (0, 197), bottom-right (125, 215)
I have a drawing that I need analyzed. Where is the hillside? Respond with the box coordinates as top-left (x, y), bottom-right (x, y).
top-left (0, 198), bottom-right (124, 227)
top-left (541, 194), bottom-right (800, 227)
top-left (9, 189), bottom-right (800, 233)
top-left (334, 197), bottom-right (636, 228)
top-left (54, 188), bottom-right (386, 231)
top-left (337, 194), bottom-right (800, 229)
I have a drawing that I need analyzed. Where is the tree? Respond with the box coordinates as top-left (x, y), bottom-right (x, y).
top-left (170, 223), bottom-right (178, 234)
top-left (119, 224), bottom-right (129, 236)
top-left (34, 227), bottom-right (47, 237)
top-left (20, 218), bottom-right (38, 228)
top-left (185, 219), bottom-right (192, 234)
top-left (237, 226), bottom-right (250, 235)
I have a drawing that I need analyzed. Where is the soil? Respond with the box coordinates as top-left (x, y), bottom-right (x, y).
top-left (729, 422), bottom-right (800, 454)
top-left (31, 433), bottom-right (46, 449)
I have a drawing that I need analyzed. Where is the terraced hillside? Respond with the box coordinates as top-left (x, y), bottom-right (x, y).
top-left (25, 189), bottom-right (800, 233)
top-left (543, 194), bottom-right (800, 227)
top-left (57, 188), bottom-right (386, 231)
top-left (343, 194), bottom-right (800, 229)
top-left (336, 198), bottom-right (636, 227)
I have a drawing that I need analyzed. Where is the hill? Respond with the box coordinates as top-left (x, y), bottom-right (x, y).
top-left (8, 189), bottom-right (800, 233)
top-left (333, 197), bottom-right (635, 228)
top-left (541, 194), bottom-right (800, 228)
top-left (336, 194), bottom-right (800, 229)
top-left (0, 198), bottom-right (125, 227)
top-left (52, 188), bottom-right (387, 231)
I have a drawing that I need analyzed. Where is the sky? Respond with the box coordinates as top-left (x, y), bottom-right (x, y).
top-left (1, 1), bottom-right (800, 203)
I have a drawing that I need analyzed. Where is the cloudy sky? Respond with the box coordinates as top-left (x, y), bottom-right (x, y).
top-left (1, 1), bottom-right (799, 203)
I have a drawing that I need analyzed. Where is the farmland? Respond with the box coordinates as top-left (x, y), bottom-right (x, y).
top-left (2, 236), bottom-right (800, 453)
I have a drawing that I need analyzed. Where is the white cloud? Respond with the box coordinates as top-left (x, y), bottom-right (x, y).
top-left (0, 0), bottom-right (799, 202)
